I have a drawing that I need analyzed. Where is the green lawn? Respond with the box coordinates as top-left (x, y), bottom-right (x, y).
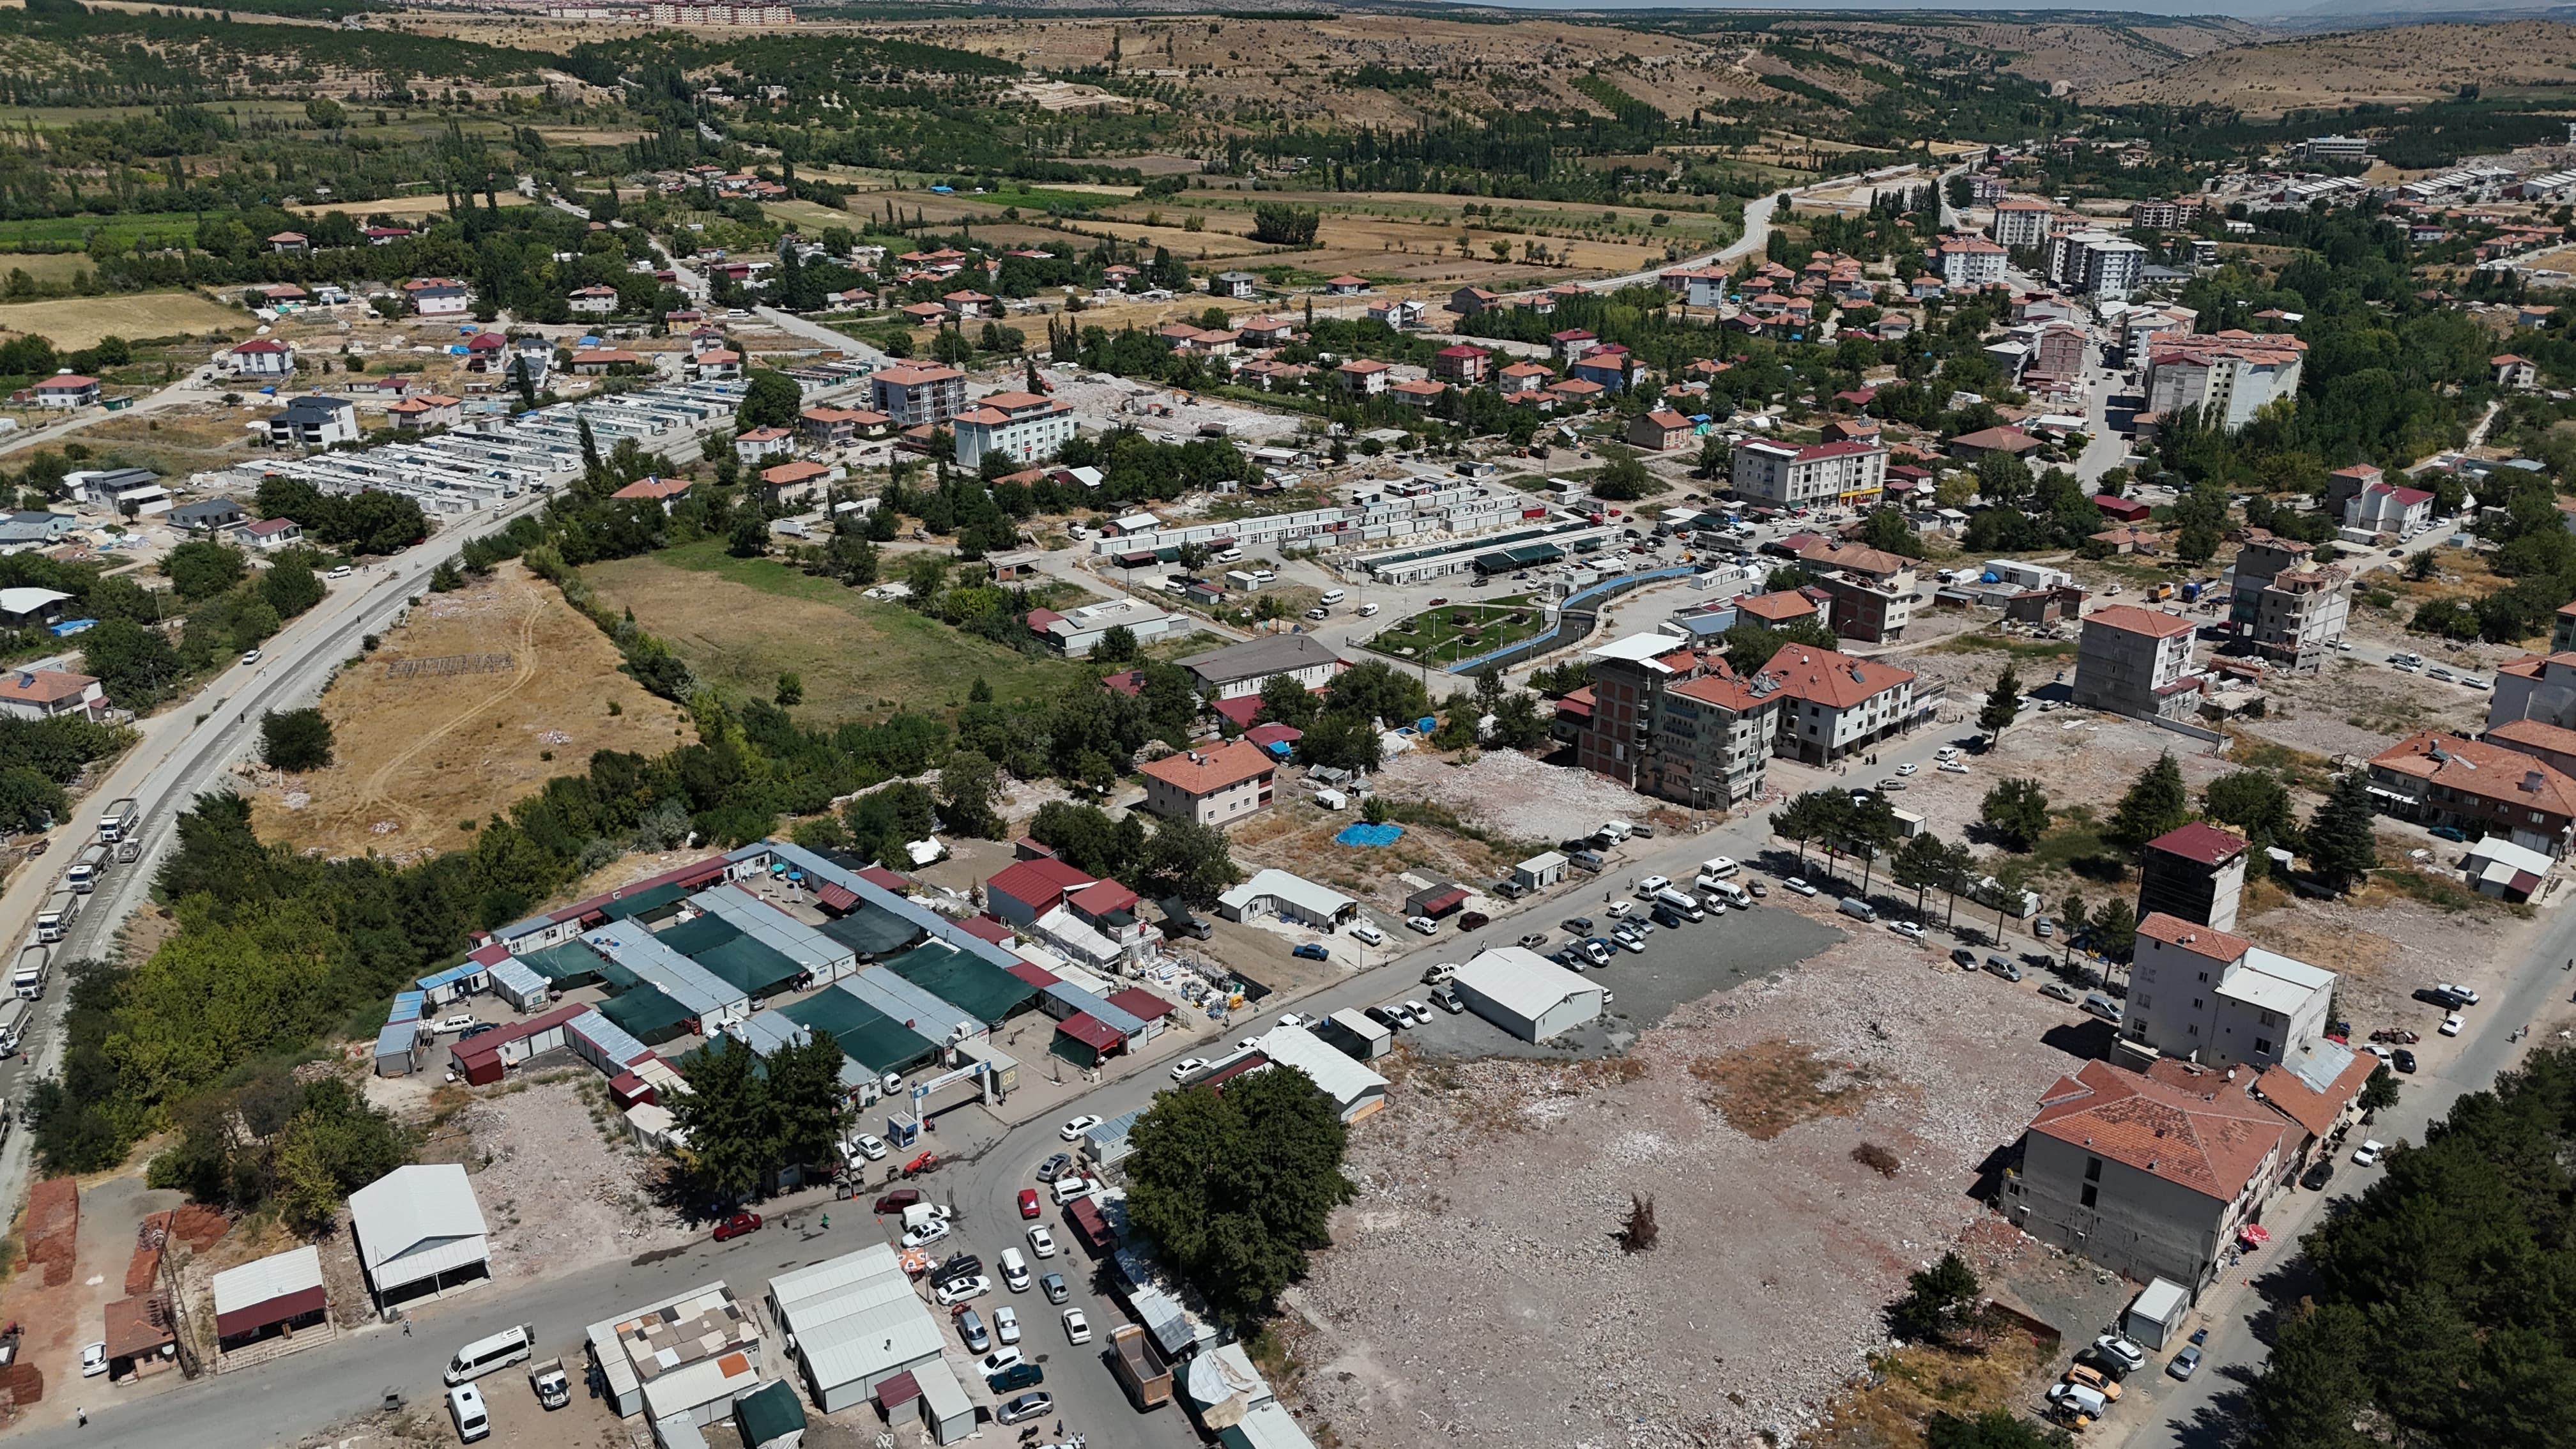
top-left (586, 539), bottom-right (1078, 721)
top-left (1368, 596), bottom-right (1548, 670)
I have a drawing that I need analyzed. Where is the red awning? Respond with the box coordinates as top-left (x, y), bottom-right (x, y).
top-left (815, 882), bottom-right (859, 913)
top-left (1414, 887), bottom-right (1469, 917)
top-left (2238, 1223), bottom-right (2271, 1246)
top-left (1055, 1013), bottom-right (1122, 1051)
top-left (215, 1285), bottom-right (326, 1340)
top-left (875, 1370), bottom-right (921, 1408)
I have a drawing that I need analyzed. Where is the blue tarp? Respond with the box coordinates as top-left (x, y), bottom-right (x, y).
top-left (1335, 823), bottom-right (1404, 847)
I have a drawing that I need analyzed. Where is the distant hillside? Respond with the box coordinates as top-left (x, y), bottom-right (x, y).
top-left (2089, 19), bottom-right (2576, 112)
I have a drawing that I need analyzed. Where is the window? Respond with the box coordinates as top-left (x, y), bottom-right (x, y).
top-left (2254, 1036), bottom-right (2274, 1057)
top-left (2080, 1183), bottom-right (2098, 1208)
top-left (2083, 1156), bottom-right (2103, 1182)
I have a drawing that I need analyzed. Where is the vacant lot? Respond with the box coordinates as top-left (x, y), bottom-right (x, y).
top-left (0, 291), bottom-right (245, 349)
top-left (249, 564), bottom-right (690, 861)
top-left (2090, 19), bottom-right (2576, 111)
top-left (586, 538), bottom-right (1079, 722)
top-left (1276, 919), bottom-right (2084, 1448)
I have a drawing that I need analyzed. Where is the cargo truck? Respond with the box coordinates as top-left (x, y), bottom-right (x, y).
top-left (34, 892), bottom-right (73, 944)
top-left (65, 843), bottom-right (106, 893)
top-left (12, 945), bottom-right (44, 1000)
top-left (1108, 1324), bottom-right (1172, 1409)
top-left (96, 799), bottom-right (139, 844)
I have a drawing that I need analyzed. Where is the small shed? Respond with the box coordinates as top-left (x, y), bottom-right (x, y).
top-left (1451, 947), bottom-right (1602, 1042)
top-left (210, 1245), bottom-right (328, 1351)
top-left (371, 1018), bottom-right (422, 1077)
top-left (2124, 1277), bottom-right (2191, 1350)
top-left (1512, 852), bottom-right (1568, 890)
top-left (732, 1377), bottom-right (807, 1449)
top-left (1316, 1008), bottom-right (1392, 1061)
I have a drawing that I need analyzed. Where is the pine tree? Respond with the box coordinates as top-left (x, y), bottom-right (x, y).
top-left (2307, 772), bottom-right (2380, 892)
top-left (1977, 663), bottom-right (2022, 740)
top-left (2105, 751), bottom-right (2190, 852)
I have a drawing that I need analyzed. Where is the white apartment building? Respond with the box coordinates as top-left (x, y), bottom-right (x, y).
top-left (2145, 334), bottom-right (2306, 433)
top-left (1931, 234), bottom-right (2007, 289)
top-left (951, 390), bottom-right (1077, 469)
top-left (1760, 643), bottom-right (1918, 765)
top-left (2049, 231), bottom-right (2149, 302)
top-left (1988, 198), bottom-right (2056, 250)
top-left (866, 364), bottom-right (968, 427)
top-left (1731, 438), bottom-right (1887, 509)
top-left (2124, 914), bottom-right (2336, 1071)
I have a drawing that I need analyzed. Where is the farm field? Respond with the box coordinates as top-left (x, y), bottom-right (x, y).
top-left (0, 291), bottom-right (245, 349)
top-left (584, 538), bottom-right (1082, 723)
top-left (0, 210), bottom-right (201, 250)
top-left (249, 563), bottom-right (692, 861)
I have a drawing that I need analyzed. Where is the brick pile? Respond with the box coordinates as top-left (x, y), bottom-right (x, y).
top-left (20, 1180), bottom-right (75, 1288)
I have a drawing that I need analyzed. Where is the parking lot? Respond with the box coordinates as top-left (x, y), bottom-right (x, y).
top-left (1360, 895), bottom-right (1847, 1060)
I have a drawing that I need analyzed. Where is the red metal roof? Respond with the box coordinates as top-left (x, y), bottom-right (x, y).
top-left (955, 914), bottom-right (1016, 945)
top-left (450, 1002), bottom-right (589, 1070)
top-left (1006, 961), bottom-right (1061, 990)
top-left (1055, 1013), bottom-right (1123, 1051)
top-left (815, 881), bottom-right (860, 913)
top-left (2145, 821), bottom-right (2248, 866)
top-left (1105, 988), bottom-right (1172, 1023)
top-left (1413, 886), bottom-right (1469, 917)
top-left (875, 1370), bottom-right (921, 1407)
top-left (215, 1284), bottom-right (325, 1340)
top-left (987, 857), bottom-right (1096, 912)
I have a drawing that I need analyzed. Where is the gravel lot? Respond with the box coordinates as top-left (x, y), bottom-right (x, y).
top-left (2234, 655), bottom-right (2494, 762)
top-left (435, 1075), bottom-right (698, 1280)
top-left (1376, 747), bottom-right (1681, 845)
top-left (1276, 915), bottom-right (2089, 1449)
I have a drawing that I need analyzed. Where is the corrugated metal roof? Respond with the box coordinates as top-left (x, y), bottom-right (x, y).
top-left (1255, 1025), bottom-right (1389, 1111)
top-left (347, 1165), bottom-right (488, 1292)
top-left (1042, 981), bottom-right (1146, 1036)
top-left (389, 990), bottom-right (424, 1023)
top-left (845, 966), bottom-right (978, 1039)
top-left (1453, 946), bottom-right (1598, 1022)
top-left (689, 886), bottom-right (854, 974)
top-left (210, 1245), bottom-right (325, 1322)
top-left (415, 961), bottom-right (484, 992)
top-left (569, 1008), bottom-right (650, 1066)
top-left (790, 1297), bottom-right (945, 1392)
top-left (489, 957), bottom-right (545, 1000)
top-left (583, 925), bottom-right (747, 1017)
top-left (373, 1020), bottom-right (418, 1058)
top-left (1056, 1013), bottom-right (1121, 1051)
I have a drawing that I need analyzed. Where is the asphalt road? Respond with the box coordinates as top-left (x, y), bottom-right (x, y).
top-left (2120, 892), bottom-right (2576, 1449)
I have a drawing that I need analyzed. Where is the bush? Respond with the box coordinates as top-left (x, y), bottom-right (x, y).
top-left (1250, 204), bottom-right (1320, 245)
top-left (260, 708), bottom-right (334, 771)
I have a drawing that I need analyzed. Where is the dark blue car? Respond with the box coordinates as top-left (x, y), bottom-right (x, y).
top-left (1292, 942), bottom-right (1331, 962)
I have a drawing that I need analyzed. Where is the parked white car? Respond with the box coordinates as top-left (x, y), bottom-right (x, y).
top-left (1347, 921), bottom-right (1384, 946)
top-left (1027, 1225), bottom-right (1057, 1258)
top-left (1405, 915), bottom-right (1438, 935)
top-left (992, 1307), bottom-right (1021, 1346)
top-left (1062, 1307), bottom-right (1092, 1343)
top-left (934, 1275), bottom-right (992, 1307)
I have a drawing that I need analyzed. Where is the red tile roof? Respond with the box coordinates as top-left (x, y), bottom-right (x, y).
top-left (1758, 645), bottom-right (1915, 709)
top-left (2136, 910), bottom-right (2250, 962)
top-left (2026, 1059), bottom-right (2290, 1202)
top-left (2085, 604), bottom-right (2198, 640)
top-left (0, 670), bottom-right (95, 706)
top-left (2372, 731), bottom-right (2576, 818)
top-left (1139, 739), bottom-right (1274, 795)
top-left (2254, 1050), bottom-right (2378, 1140)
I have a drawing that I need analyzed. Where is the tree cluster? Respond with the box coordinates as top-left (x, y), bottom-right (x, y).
top-left (1123, 1063), bottom-right (1356, 1324)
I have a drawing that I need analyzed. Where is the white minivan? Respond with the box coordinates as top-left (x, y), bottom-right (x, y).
top-left (445, 1324), bottom-right (537, 1384)
top-left (1652, 887), bottom-right (1705, 921)
top-left (447, 1384), bottom-right (491, 1443)
top-left (999, 1246), bottom-right (1031, 1292)
top-left (1319, 589), bottom-right (1346, 606)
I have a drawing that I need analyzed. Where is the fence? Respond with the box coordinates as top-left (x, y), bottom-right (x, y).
top-left (1445, 565), bottom-right (1698, 675)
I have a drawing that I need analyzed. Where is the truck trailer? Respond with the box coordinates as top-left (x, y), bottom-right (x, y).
top-left (1108, 1324), bottom-right (1172, 1409)
top-left (96, 799), bottom-right (139, 844)
top-left (34, 892), bottom-right (73, 944)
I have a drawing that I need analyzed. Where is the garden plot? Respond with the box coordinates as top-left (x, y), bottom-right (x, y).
top-left (1275, 923), bottom-right (2084, 1449)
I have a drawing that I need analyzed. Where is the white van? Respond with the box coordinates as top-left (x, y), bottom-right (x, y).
top-left (999, 1246), bottom-right (1031, 1292)
top-left (1652, 887), bottom-right (1705, 921)
top-left (1214, 548), bottom-right (1244, 565)
top-left (1703, 880), bottom-right (1752, 910)
top-left (447, 1384), bottom-right (491, 1443)
top-left (1698, 857), bottom-right (1739, 878)
top-left (1836, 896), bottom-right (1877, 924)
top-left (445, 1324), bottom-right (537, 1384)
top-left (1319, 589), bottom-right (1346, 606)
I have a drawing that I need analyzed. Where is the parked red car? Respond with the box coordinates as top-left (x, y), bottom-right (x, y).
top-left (712, 1211), bottom-right (763, 1242)
top-left (874, 1188), bottom-right (924, 1215)
top-left (1018, 1189), bottom-right (1041, 1220)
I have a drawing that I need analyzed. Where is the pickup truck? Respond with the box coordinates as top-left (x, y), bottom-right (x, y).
top-left (528, 1356), bottom-right (569, 1411)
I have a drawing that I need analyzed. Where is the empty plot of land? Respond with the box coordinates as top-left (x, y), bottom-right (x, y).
top-left (0, 291), bottom-right (245, 349)
top-left (585, 538), bottom-right (1080, 723)
top-left (248, 563), bottom-right (691, 861)
top-left (1278, 922), bottom-right (2083, 1448)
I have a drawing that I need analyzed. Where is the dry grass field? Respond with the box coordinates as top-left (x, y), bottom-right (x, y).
top-left (2089, 20), bottom-right (2576, 111)
top-left (249, 564), bottom-right (694, 861)
top-left (0, 291), bottom-right (245, 349)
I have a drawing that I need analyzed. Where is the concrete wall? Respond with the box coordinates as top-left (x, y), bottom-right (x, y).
top-left (2009, 1131), bottom-right (2243, 1296)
